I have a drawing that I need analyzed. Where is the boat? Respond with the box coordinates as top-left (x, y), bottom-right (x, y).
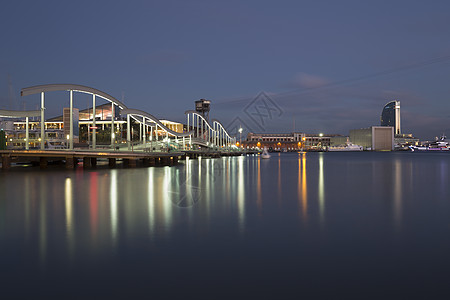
top-left (261, 148), bottom-right (271, 159)
top-left (328, 139), bottom-right (363, 152)
top-left (409, 134), bottom-right (449, 152)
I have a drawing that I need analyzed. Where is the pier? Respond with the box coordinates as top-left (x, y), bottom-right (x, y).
top-left (0, 149), bottom-right (259, 170)
top-left (0, 83), bottom-right (263, 171)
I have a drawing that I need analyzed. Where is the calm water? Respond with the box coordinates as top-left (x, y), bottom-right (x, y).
top-left (1, 152), bottom-right (449, 299)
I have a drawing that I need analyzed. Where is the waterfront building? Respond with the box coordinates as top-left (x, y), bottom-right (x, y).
top-left (330, 135), bottom-right (349, 146)
top-left (379, 100), bottom-right (419, 148)
top-left (394, 133), bottom-right (419, 148)
top-left (381, 100), bottom-right (401, 135)
top-left (242, 132), bottom-right (331, 151)
top-left (350, 126), bottom-right (394, 150)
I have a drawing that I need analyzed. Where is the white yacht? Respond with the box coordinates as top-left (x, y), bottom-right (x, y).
top-left (261, 148), bottom-right (271, 159)
top-left (409, 134), bottom-right (449, 152)
top-left (328, 140), bottom-right (363, 152)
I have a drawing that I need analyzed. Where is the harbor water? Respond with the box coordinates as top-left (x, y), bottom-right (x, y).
top-left (1, 152), bottom-right (449, 298)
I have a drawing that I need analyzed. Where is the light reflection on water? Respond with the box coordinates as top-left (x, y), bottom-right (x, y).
top-left (1, 152), bottom-right (450, 298)
top-left (3, 153), bottom-right (450, 250)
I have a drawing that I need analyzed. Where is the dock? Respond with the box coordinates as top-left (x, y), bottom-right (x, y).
top-left (0, 149), bottom-right (260, 170)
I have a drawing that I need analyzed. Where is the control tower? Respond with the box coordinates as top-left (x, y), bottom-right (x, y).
top-left (195, 99), bottom-right (211, 121)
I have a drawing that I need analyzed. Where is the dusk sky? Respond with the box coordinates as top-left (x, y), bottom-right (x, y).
top-left (1, 0), bottom-right (450, 139)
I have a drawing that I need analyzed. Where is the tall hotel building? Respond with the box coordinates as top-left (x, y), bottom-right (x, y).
top-left (381, 100), bottom-right (401, 135)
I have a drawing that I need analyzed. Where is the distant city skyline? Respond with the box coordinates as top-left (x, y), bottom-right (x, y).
top-left (1, 0), bottom-right (450, 139)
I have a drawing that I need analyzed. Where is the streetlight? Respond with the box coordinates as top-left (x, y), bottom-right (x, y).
top-left (238, 127), bottom-right (243, 147)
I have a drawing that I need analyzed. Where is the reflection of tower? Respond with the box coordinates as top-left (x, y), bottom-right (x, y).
top-left (195, 99), bottom-right (211, 121)
top-left (381, 100), bottom-right (401, 135)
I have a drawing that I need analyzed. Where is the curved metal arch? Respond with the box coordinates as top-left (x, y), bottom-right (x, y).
top-left (211, 119), bottom-right (233, 139)
top-left (130, 115), bottom-right (156, 126)
top-left (21, 84), bottom-right (127, 109)
top-left (184, 110), bottom-right (214, 130)
top-left (0, 109), bottom-right (41, 118)
top-left (123, 108), bottom-right (193, 137)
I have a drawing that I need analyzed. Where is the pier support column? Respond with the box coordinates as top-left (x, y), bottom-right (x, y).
top-left (2, 155), bottom-right (11, 170)
top-left (149, 157), bottom-right (156, 166)
top-left (160, 157), bottom-right (170, 166)
top-left (143, 158), bottom-right (149, 167)
top-left (65, 156), bottom-right (74, 169)
top-left (173, 156), bottom-right (178, 164)
top-left (40, 157), bottom-right (48, 169)
top-left (83, 157), bottom-right (91, 168)
top-left (128, 159), bottom-right (137, 168)
top-left (109, 158), bottom-right (116, 168)
top-left (90, 157), bottom-right (97, 167)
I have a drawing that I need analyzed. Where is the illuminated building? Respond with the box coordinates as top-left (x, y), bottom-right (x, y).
top-left (243, 132), bottom-right (331, 151)
top-left (1, 103), bottom-right (184, 149)
top-left (381, 100), bottom-right (401, 135)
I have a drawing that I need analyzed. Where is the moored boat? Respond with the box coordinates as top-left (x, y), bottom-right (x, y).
top-left (328, 140), bottom-right (363, 152)
top-left (409, 134), bottom-right (449, 152)
top-left (261, 148), bottom-right (271, 159)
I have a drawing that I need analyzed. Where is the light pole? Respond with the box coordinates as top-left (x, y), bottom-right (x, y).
top-left (238, 127), bottom-right (243, 148)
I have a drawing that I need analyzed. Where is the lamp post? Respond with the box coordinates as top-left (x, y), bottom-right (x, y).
top-left (238, 127), bottom-right (243, 148)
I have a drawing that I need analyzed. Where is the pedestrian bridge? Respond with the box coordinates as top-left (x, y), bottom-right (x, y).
top-left (14, 84), bottom-right (237, 153)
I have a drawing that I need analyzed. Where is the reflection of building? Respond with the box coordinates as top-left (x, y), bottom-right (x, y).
top-left (381, 100), bottom-right (401, 135)
top-left (242, 132), bottom-right (331, 151)
top-left (350, 126), bottom-right (394, 151)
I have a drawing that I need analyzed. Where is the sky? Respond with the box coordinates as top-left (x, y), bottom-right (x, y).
top-left (1, 0), bottom-right (450, 139)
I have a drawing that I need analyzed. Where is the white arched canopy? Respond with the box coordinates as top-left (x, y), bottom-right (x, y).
top-left (21, 84), bottom-right (127, 109)
top-left (123, 108), bottom-right (193, 137)
top-left (21, 84), bottom-right (125, 150)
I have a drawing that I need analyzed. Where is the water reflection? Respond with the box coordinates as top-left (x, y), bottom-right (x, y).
top-left (318, 153), bottom-right (325, 224)
top-left (256, 158), bottom-right (262, 215)
top-left (65, 177), bottom-right (75, 258)
top-left (278, 153), bottom-right (282, 201)
top-left (298, 152), bottom-right (308, 220)
top-left (5, 152), bottom-right (450, 273)
top-left (162, 167), bottom-right (172, 234)
top-left (393, 159), bottom-right (402, 231)
top-left (237, 156), bottom-right (245, 232)
top-left (148, 167), bottom-right (155, 239)
top-left (110, 170), bottom-right (118, 244)
top-left (39, 180), bottom-right (47, 269)
top-left (89, 172), bottom-right (99, 243)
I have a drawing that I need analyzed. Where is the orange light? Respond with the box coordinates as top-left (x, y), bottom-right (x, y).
top-left (257, 142), bottom-right (261, 147)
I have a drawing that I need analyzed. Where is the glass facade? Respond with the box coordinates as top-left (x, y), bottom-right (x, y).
top-left (380, 100), bottom-right (400, 135)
